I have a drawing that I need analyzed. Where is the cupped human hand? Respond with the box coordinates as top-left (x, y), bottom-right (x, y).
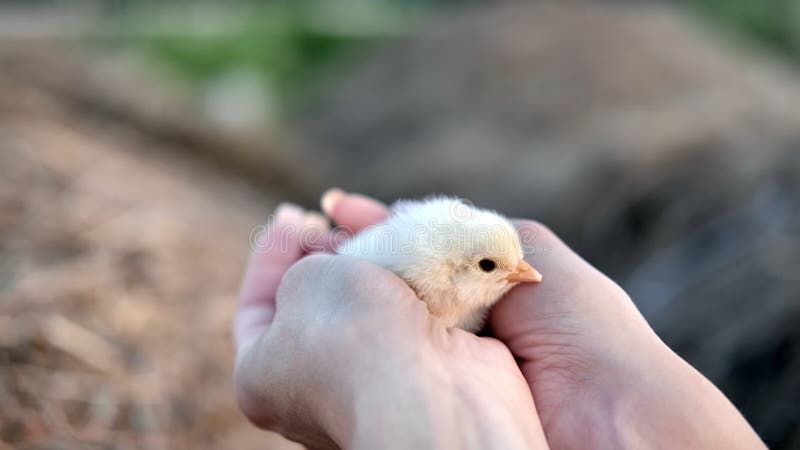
top-left (233, 202), bottom-right (549, 450)
top-left (490, 221), bottom-right (765, 450)
top-left (320, 191), bottom-right (766, 450)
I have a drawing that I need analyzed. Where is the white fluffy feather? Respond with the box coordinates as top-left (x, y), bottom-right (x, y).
top-left (337, 197), bottom-right (540, 331)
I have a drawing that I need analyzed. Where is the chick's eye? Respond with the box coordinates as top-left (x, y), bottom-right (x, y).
top-left (478, 258), bottom-right (496, 272)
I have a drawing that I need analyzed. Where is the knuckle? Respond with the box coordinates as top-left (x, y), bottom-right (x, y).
top-left (279, 254), bottom-right (422, 342)
top-left (324, 256), bottom-right (404, 297)
top-left (278, 254), bottom-right (334, 294)
top-left (327, 256), bottom-right (377, 283)
top-left (286, 253), bottom-right (333, 277)
top-left (275, 254), bottom-right (339, 314)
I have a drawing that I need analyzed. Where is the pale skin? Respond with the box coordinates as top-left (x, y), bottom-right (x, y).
top-left (233, 191), bottom-right (766, 450)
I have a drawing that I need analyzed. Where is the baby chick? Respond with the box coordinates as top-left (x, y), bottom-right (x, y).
top-left (333, 196), bottom-right (541, 332)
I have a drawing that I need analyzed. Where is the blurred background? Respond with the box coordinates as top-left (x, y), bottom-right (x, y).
top-left (1, 0), bottom-right (799, 448)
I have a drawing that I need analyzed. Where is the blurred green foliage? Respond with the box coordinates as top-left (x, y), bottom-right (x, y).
top-left (143, 29), bottom-right (369, 94)
top-left (679, 0), bottom-right (800, 55)
top-left (112, 0), bottom-right (799, 116)
top-left (139, 14), bottom-right (372, 94)
top-left (109, 1), bottom-right (421, 107)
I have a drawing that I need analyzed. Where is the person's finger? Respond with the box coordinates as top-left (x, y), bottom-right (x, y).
top-left (513, 219), bottom-right (605, 283)
top-left (489, 219), bottom-right (625, 357)
top-left (320, 188), bottom-right (389, 233)
top-left (234, 203), bottom-right (307, 352)
top-left (300, 211), bottom-right (334, 254)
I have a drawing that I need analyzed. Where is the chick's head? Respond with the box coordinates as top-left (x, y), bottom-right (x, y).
top-left (395, 199), bottom-right (542, 311)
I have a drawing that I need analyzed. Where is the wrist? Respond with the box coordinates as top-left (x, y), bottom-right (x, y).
top-left (576, 342), bottom-right (765, 450)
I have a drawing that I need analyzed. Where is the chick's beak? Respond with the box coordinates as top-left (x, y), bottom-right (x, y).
top-left (505, 260), bottom-right (543, 283)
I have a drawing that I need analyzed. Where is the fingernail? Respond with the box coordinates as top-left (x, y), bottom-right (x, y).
top-left (303, 211), bottom-right (330, 230)
top-left (274, 202), bottom-right (304, 223)
top-left (320, 188), bottom-right (345, 217)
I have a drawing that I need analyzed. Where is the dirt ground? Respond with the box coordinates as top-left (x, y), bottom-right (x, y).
top-left (0, 65), bottom-right (302, 449)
